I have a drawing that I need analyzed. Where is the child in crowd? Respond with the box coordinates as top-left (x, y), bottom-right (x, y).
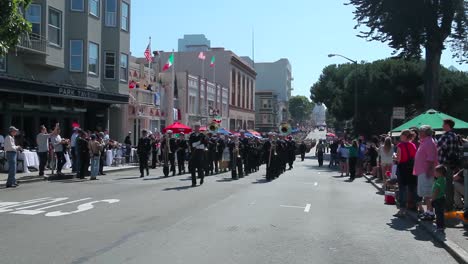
top-left (432, 165), bottom-right (447, 232)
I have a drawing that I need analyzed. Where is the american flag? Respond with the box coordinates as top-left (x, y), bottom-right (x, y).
top-left (144, 43), bottom-right (152, 62)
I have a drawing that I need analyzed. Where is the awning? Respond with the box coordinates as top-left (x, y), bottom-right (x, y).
top-left (391, 109), bottom-right (468, 132)
top-left (0, 76), bottom-right (128, 104)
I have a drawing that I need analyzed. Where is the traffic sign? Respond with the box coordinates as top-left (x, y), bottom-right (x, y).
top-left (392, 107), bottom-right (405, 120)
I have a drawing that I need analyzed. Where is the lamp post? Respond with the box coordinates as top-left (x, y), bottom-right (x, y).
top-left (328, 54), bottom-right (358, 135)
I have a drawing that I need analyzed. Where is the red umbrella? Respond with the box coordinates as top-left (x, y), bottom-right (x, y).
top-left (163, 122), bottom-right (192, 134)
top-left (326, 132), bottom-right (336, 138)
top-left (199, 126), bottom-right (207, 132)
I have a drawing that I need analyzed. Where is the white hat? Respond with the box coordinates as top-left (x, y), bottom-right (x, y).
top-left (166, 130), bottom-right (173, 134)
top-left (194, 121), bottom-right (201, 126)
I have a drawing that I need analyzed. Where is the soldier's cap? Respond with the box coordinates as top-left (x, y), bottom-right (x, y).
top-left (239, 129), bottom-right (245, 133)
top-left (194, 121), bottom-right (201, 126)
top-left (166, 130), bottom-right (173, 134)
top-left (128, 131), bottom-right (132, 134)
top-left (9, 126), bottom-right (19, 132)
top-left (268, 132), bottom-right (273, 136)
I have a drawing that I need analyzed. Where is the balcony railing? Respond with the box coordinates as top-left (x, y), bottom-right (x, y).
top-left (129, 88), bottom-right (155, 105)
top-left (17, 33), bottom-right (47, 54)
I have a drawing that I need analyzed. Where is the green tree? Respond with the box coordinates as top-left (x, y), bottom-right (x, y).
top-left (311, 58), bottom-right (468, 136)
top-left (0, 0), bottom-right (32, 55)
top-left (347, 0), bottom-right (468, 109)
top-left (288, 96), bottom-right (314, 123)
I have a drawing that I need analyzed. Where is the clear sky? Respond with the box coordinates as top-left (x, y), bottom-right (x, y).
top-left (130, 0), bottom-right (467, 98)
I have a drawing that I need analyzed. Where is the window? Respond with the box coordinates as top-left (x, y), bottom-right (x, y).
top-left (104, 52), bottom-right (115, 79)
top-left (89, 0), bottom-right (100, 17)
top-left (48, 8), bottom-right (62, 46)
top-left (120, 53), bottom-right (128, 81)
top-left (69, 40), bottom-right (83, 72)
top-left (26, 4), bottom-right (41, 36)
top-left (231, 70), bottom-right (236, 105)
top-left (262, 99), bottom-right (268, 109)
top-left (71, 0), bottom-right (84, 11)
top-left (0, 56), bottom-right (6, 72)
top-left (105, 0), bottom-right (117, 26)
top-left (88, 42), bottom-right (99, 75)
top-left (121, 2), bottom-right (129, 31)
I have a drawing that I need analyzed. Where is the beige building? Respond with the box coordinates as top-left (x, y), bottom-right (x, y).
top-left (0, 0), bottom-right (131, 143)
top-left (158, 48), bottom-right (256, 131)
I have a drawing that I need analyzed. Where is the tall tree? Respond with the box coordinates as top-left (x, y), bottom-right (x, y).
top-left (0, 0), bottom-right (32, 55)
top-left (288, 96), bottom-right (314, 123)
top-left (348, 0), bottom-right (467, 109)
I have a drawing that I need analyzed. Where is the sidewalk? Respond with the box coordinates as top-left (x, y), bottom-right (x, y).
top-left (0, 164), bottom-right (138, 185)
top-left (364, 174), bottom-right (468, 263)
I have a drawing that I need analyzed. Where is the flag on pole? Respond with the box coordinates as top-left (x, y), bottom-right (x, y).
top-left (210, 56), bottom-right (215, 67)
top-left (162, 53), bottom-right (174, 71)
top-left (144, 42), bottom-right (152, 62)
top-left (198, 52), bottom-right (206, 60)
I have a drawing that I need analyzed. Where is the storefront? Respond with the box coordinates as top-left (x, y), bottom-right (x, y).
top-left (0, 77), bottom-right (128, 147)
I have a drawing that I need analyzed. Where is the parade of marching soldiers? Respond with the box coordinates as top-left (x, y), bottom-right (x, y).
top-left (136, 121), bottom-right (314, 187)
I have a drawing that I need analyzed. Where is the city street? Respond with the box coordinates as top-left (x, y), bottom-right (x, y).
top-left (0, 131), bottom-right (457, 264)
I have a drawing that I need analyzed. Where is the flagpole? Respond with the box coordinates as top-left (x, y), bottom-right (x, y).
top-left (148, 37), bottom-right (151, 86)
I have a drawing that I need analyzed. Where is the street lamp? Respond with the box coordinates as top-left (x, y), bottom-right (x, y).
top-left (328, 53), bottom-right (358, 135)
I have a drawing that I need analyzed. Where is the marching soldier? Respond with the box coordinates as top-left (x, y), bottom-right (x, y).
top-left (299, 141), bottom-right (307, 161)
top-left (189, 122), bottom-right (208, 187)
top-left (176, 132), bottom-right (188, 175)
top-left (137, 129), bottom-right (151, 178)
top-left (239, 130), bottom-right (249, 176)
top-left (277, 135), bottom-right (287, 174)
top-left (206, 132), bottom-right (216, 175)
top-left (287, 135), bottom-right (296, 170)
top-left (264, 132), bottom-right (277, 181)
top-left (161, 130), bottom-right (177, 177)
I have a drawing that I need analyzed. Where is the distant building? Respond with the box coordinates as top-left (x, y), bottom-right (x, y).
top-left (0, 0), bottom-right (131, 143)
top-left (178, 34), bottom-right (211, 52)
top-left (254, 59), bottom-right (292, 123)
top-left (158, 49), bottom-right (256, 130)
top-left (255, 91), bottom-right (278, 132)
top-left (313, 103), bottom-right (327, 127)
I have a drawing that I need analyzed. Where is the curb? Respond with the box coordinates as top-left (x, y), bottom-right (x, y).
top-left (363, 175), bottom-right (468, 264)
top-left (1, 166), bottom-right (138, 186)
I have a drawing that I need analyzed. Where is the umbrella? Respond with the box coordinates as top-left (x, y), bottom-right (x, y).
top-left (162, 122), bottom-right (192, 134)
top-left (391, 109), bottom-right (468, 133)
top-left (217, 128), bottom-right (232, 135)
top-left (326, 132), bottom-right (336, 138)
top-left (248, 130), bottom-right (261, 137)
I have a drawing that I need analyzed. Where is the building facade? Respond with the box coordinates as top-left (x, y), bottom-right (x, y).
top-left (255, 59), bottom-right (292, 124)
top-left (178, 34), bottom-right (211, 52)
top-left (158, 48), bottom-right (256, 131)
top-left (255, 91), bottom-right (278, 132)
top-left (0, 0), bottom-right (131, 143)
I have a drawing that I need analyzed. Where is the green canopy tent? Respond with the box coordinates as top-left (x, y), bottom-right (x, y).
top-left (391, 109), bottom-right (468, 136)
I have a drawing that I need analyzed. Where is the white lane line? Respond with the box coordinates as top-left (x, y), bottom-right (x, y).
top-left (35, 198), bottom-right (92, 210)
top-left (280, 205), bottom-right (305, 209)
top-left (303, 182), bottom-right (319, 186)
top-left (304, 204), bottom-right (311, 212)
top-left (15, 198), bottom-right (69, 210)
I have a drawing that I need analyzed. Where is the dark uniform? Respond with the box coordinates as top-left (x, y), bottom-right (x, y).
top-left (188, 132), bottom-right (208, 186)
top-left (228, 139), bottom-right (243, 180)
top-left (151, 137), bottom-right (159, 169)
top-left (161, 136), bottom-right (177, 176)
top-left (76, 135), bottom-right (89, 179)
top-left (239, 137), bottom-right (250, 176)
top-left (299, 142), bottom-right (307, 161)
top-left (287, 138), bottom-right (296, 169)
top-left (137, 134), bottom-right (151, 177)
top-left (277, 138), bottom-right (288, 174)
top-left (176, 137), bottom-right (188, 175)
top-left (206, 135), bottom-right (217, 175)
top-left (215, 136), bottom-right (225, 173)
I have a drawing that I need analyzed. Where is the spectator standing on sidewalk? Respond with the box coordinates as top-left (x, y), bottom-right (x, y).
top-left (36, 125), bottom-right (50, 177)
top-left (329, 140), bottom-right (339, 167)
top-left (379, 137), bottom-right (395, 186)
top-left (437, 119), bottom-right (461, 211)
top-left (76, 130), bottom-right (89, 179)
top-left (124, 131), bottom-right (132, 163)
top-left (5, 126), bottom-right (22, 188)
top-left (432, 165), bottom-right (447, 232)
top-left (50, 126), bottom-right (67, 176)
top-left (88, 134), bottom-right (104, 180)
top-left (394, 130), bottom-right (418, 218)
top-left (0, 129), bottom-right (4, 149)
top-left (413, 125), bottom-right (438, 221)
top-left (70, 128), bottom-right (79, 173)
top-left (348, 140), bottom-right (359, 181)
top-left (453, 169), bottom-right (465, 210)
top-left (338, 140), bottom-right (349, 177)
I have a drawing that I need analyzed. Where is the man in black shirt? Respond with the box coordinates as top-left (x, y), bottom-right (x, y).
top-left (137, 130), bottom-right (151, 178)
top-left (176, 132), bottom-right (188, 175)
top-left (329, 140), bottom-right (339, 168)
top-left (188, 122), bottom-right (208, 187)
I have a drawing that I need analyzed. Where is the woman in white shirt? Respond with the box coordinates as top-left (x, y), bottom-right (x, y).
top-left (338, 141), bottom-right (349, 177)
top-left (379, 137), bottom-right (395, 184)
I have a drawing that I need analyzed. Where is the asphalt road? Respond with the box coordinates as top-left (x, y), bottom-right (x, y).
top-left (0, 131), bottom-right (457, 264)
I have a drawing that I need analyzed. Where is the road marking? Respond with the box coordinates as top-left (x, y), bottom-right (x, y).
top-left (2, 197), bottom-right (119, 217)
top-left (304, 182), bottom-right (319, 186)
top-left (280, 203), bottom-right (312, 213)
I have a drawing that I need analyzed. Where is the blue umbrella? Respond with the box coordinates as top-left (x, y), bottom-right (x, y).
top-left (217, 128), bottom-right (232, 135)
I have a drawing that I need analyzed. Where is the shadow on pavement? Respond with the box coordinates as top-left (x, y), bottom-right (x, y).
top-left (252, 178), bottom-right (269, 184)
top-left (217, 178), bottom-right (233, 182)
top-left (114, 176), bottom-right (141, 180)
top-left (387, 217), bottom-right (417, 231)
top-left (143, 176), bottom-right (169, 181)
top-left (163, 185), bottom-right (193, 191)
